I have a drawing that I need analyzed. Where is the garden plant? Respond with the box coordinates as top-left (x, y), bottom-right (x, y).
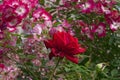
top-left (0, 0), bottom-right (120, 80)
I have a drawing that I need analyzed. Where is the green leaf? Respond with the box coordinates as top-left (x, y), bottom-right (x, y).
top-left (26, 55), bottom-right (36, 59)
top-left (101, 78), bottom-right (109, 80)
top-left (55, 0), bottom-right (60, 5)
top-left (53, 22), bottom-right (61, 27)
top-left (17, 49), bottom-right (23, 53)
top-left (111, 69), bottom-right (118, 77)
top-left (64, 67), bottom-right (70, 72)
top-left (39, 0), bottom-right (44, 5)
top-left (78, 57), bottom-right (89, 65)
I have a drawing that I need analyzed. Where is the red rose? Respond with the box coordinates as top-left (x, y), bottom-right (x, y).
top-left (44, 31), bottom-right (86, 64)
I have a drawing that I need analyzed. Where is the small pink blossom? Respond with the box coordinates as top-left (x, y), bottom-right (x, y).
top-left (56, 26), bottom-right (65, 32)
top-left (92, 23), bottom-right (106, 37)
top-left (94, 1), bottom-right (103, 14)
top-left (32, 24), bottom-right (42, 35)
top-left (41, 11), bottom-right (52, 21)
top-left (62, 20), bottom-right (71, 28)
top-left (3, 0), bottom-right (19, 6)
top-left (80, 0), bottom-right (95, 13)
top-left (108, 10), bottom-right (119, 21)
top-left (9, 36), bottom-right (17, 46)
top-left (49, 27), bottom-right (58, 36)
top-left (33, 8), bottom-right (52, 21)
top-left (49, 26), bottom-right (65, 36)
top-left (33, 8), bottom-right (44, 19)
top-left (14, 2), bottom-right (29, 18)
top-left (1, 65), bottom-right (20, 80)
top-left (105, 10), bottom-right (120, 26)
top-left (64, 1), bottom-right (71, 8)
top-left (82, 27), bottom-right (94, 40)
top-left (0, 32), bottom-right (4, 39)
top-left (44, 20), bottom-right (53, 28)
top-left (101, 5), bottom-right (111, 14)
top-left (0, 22), bottom-right (7, 31)
top-left (7, 27), bottom-right (16, 32)
top-left (32, 59), bottom-right (41, 66)
top-left (46, 60), bottom-right (55, 66)
top-left (7, 16), bottom-right (21, 28)
top-left (22, 21), bottom-right (32, 33)
top-left (2, 5), bottom-right (15, 22)
top-left (110, 22), bottom-right (120, 31)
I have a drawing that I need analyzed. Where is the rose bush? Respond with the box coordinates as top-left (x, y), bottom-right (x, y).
top-left (0, 0), bottom-right (120, 80)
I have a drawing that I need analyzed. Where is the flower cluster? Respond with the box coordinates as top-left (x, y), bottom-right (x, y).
top-left (0, 0), bottom-right (119, 79)
top-left (0, 65), bottom-right (20, 80)
top-left (58, 0), bottom-right (120, 39)
top-left (0, 0), bottom-right (29, 32)
top-left (78, 0), bottom-right (120, 39)
top-left (0, 0), bottom-right (53, 59)
top-left (0, 0), bottom-right (52, 34)
top-left (0, 0), bottom-right (53, 79)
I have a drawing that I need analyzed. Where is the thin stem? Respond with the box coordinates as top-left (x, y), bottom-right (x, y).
top-left (92, 71), bottom-right (97, 80)
top-left (24, 63), bottom-right (39, 80)
top-left (49, 58), bottom-right (61, 80)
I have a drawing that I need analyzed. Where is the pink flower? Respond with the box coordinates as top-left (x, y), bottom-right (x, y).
top-left (44, 20), bottom-right (53, 27)
top-left (94, 1), bottom-right (104, 14)
top-left (1, 65), bottom-right (20, 80)
top-left (81, 27), bottom-right (94, 40)
top-left (32, 24), bottom-right (42, 35)
top-left (64, 1), bottom-right (71, 8)
top-left (9, 36), bottom-right (17, 46)
top-left (46, 60), bottom-right (55, 66)
top-left (104, 10), bottom-right (120, 31)
top-left (49, 26), bottom-right (65, 36)
top-left (33, 8), bottom-right (52, 21)
top-left (0, 4), bottom-right (21, 31)
top-left (22, 21), bottom-right (32, 32)
top-left (44, 31), bottom-right (86, 64)
top-left (0, 32), bottom-right (4, 39)
top-left (49, 27), bottom-right (58, 36)
top-left (0, 22), bottom-right (7, 31)
top-left (101, 5), bottom-right (111, 14)
top-left (41, 11), bottom-right (52, 21)
top-left (3, 0), bottom-right (20, 6)
top-left (7, 27), bottom-right (16, 32)
top-left (6, 16), bottom-right (21, 28)
top-left (32, 59), bottom-right (41, 66)
top-left (32, 8), bottom-right (44, 20)
top-left (2, 5), bottom-right (15, 22)
top-left (28, 0), bottom-right (38, 8)
top-left (80, 0), bottom-right (95, 13)
top-left (110, 21), bottom-right (120, 31)
top-left (102, 0), bottom-right (116, 6)
top-left (92, 23), bottom-right (106, 37)
top-left (107, 10), bottom-right (119, 21)
top-left (14, 2), bottom-right (29, 18)
top-left (62, 20), bottom-right (71, 28)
